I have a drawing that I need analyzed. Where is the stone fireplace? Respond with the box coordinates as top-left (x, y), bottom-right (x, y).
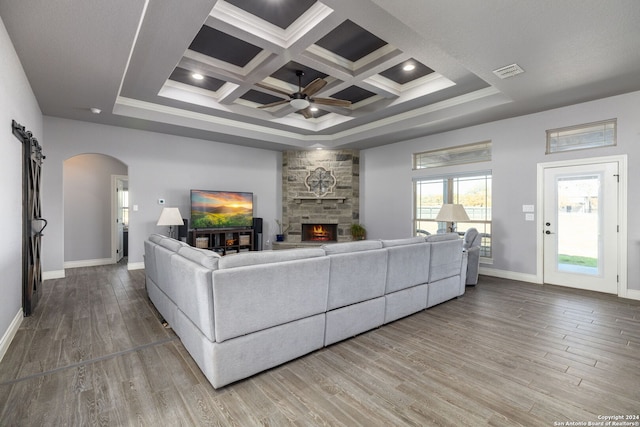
top-left (280, 149), bottom-right (359, 245)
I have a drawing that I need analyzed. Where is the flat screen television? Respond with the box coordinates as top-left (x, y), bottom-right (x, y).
top-left (190, 190), bottom-right (253, 229)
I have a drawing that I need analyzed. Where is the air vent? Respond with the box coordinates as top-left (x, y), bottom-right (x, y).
top-left (492, 63), bottom-right (525, 79)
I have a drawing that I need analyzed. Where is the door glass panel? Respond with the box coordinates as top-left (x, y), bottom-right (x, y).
top-left (556, 174), bottom-right (600, 275)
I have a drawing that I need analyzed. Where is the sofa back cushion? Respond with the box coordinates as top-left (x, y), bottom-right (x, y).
top-left (212, 256), bottom-right (330, 342)
top-left (380, 237), bottom-right (426, 247)
top-left (171, 252), bottom-right (216, 342)
top-left (158, 236), bottom-right (189, 252)
top-left (144, 240), bottom-right (160, 286)
top-left (218, 248), bottom-right (324, 269)
top-left (428, 236), bottom-right (463, 282)
top-left (326, 247), bottom-right (388, 310)
top-left (322, 240), bottom-right (383, 255)
top-left (384, 241), bottom-right (431, 293)
top-left (154, 245), bottom-right (180, 302)
top-left (178, 246), bottom-right (221, 269)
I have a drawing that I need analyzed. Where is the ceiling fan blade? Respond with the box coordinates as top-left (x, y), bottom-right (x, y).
top-left (257, 99), bottom-right (290, 109)
top-left (301, 78), bottom-right (327, 97)
top-left (311, 97), bottom-right (352, 107)
top-left (300, 107), bottom-right (313, 119)
top-left (255, 82), bottom-right (292, 98)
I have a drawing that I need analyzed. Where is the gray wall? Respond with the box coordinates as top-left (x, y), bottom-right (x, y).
top-left (42, 117), bottom-right (282, 275)
top-left (361, 90), bottom-right (640, 290)
top-left (0, 16), bottom-right (43, 348)
top-left (63, 154), bottom-right (127, 263)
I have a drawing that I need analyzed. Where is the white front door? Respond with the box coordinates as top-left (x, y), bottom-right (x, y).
top-left (542, 162), bottom-right (619, 294)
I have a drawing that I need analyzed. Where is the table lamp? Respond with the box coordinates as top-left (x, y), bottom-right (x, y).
top-left (435, 204), bottom-right (470, 233)
top-left (156, 207), bottom-right (183, 238)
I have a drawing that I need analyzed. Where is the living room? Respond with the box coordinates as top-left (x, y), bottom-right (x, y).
top-left (1, 1), bottom-right (640, 424)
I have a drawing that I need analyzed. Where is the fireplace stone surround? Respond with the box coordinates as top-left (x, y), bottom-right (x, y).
top-left (281, 150), bottom-right (359, 245)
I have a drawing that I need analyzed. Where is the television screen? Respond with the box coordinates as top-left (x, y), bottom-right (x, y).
top-left (191, 190), bottom-right (253, 229)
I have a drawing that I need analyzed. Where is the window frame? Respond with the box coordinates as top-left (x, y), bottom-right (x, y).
top-left (546, 118), bottom-right (616, 154)
top-left (413, 171), bottom-right (492, 260)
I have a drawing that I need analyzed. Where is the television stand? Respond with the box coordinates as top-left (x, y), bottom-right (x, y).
top-left (189, 228), bottom-right (254, 255)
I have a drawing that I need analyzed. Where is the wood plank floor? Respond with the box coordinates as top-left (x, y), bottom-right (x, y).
top-left (1, 262), bottom-right (639, 426)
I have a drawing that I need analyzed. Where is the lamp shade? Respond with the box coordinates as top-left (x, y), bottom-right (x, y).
top-left (435, 204), bottom-right (470, 222)
top-left (156, 207), bottom-right (184, 226)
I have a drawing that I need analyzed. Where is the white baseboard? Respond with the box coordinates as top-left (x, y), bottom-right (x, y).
top-left (623, 288), bottom-right (640, 301)
top-left (479, 267), bottom-right (542, 284)
top-left (43, 270), bottom-right (65, 280)
top-left (64, 258), bottom-right (113, 269)
top-left (480, 267), bottom-right (640, 300)
top-left (127, 262), bottom-right (145, 270)
top-left (0, 310), bottom-right (23, 363)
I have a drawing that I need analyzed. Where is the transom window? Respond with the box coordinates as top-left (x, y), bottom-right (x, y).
top-left (546, 119), bottom-right (616, 154)
top-left (414, 172), bottom-right (492, 258)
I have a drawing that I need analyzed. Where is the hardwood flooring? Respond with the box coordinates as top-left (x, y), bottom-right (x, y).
top-left (1, 262), bottom-right (639, 426)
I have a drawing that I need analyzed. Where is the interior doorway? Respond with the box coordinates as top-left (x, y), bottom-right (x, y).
top-left (63, 154), bottom-right (127, 268)
top-left (538, 156), bottom-right (627, 295)
top-left (112, 175), bottom-right (128, 263)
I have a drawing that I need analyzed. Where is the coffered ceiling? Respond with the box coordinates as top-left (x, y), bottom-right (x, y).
top-left (2, 0), bottom-right (639, 151)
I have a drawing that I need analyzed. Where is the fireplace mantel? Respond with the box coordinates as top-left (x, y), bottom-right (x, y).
top-left (293, 196), bottom-right (346, 204)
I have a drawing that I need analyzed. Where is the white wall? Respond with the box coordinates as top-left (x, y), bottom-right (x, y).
top-left (64, 154), bottom-right (127, 263)
top-left (361, 90), bottom-right (640, 290)
top-left (42, 117), bottom-right (282, 275)
top-left (0, 16), bottom-right (42, 355)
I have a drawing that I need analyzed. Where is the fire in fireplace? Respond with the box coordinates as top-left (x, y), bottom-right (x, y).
top-left (302, 224), bottom-right (337, 242)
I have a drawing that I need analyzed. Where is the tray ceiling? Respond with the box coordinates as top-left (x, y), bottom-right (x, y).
top-left (2, 0), bottom-right (639, 151)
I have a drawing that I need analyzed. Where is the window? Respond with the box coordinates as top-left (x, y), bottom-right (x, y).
top-left (546, 119), bottom-right (616, 154)
top-left (122, 190), bottom-right (129, 227)
top-left (413, 141), bottom-right (491, 170)
top-left (414, 172), bottom-right (492, 258)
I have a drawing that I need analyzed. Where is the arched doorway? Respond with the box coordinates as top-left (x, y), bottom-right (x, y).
top-left (63, 154), bottom-right (128, 267)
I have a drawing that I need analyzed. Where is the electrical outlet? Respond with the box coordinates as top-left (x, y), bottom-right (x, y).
top-left (158, 198), bottom-right (165, 205)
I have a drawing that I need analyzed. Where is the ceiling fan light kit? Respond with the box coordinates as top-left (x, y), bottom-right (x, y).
top-left (290, 97), bottom-right (310, 110)
top-left (257, 70), bottom-right (351, 118)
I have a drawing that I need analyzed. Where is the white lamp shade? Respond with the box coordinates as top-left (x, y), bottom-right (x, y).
top-left (156, 207), bottom-right (184, 226)
top-left (435, 204), bottom-right (470, 222)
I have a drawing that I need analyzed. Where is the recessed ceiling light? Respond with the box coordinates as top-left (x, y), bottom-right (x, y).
top-left (316, 147), bottom-right (323, 150)
top-left (192, 73), bottom-right (204, 80)
top-left (403, 63), bottom-right (416, 71)
top-left (90, 107), bottom-right (101, 114)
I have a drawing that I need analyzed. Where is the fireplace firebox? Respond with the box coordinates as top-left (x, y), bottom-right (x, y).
top-left (301, 224), bottom-right (338, 242)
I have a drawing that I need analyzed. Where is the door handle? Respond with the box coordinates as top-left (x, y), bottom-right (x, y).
top-left (545, 230), bottom-right (555, 235)
top-left (34, 217), bottom-right (48, 236)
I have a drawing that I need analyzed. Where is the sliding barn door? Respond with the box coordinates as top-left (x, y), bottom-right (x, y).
top-left (13, 120), bottom-right (46, 316)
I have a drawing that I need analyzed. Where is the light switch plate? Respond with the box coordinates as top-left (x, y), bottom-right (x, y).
top-left (522, 204), bottom-right (535, 212)
top-left (525, 213), bottom-right (535, 221)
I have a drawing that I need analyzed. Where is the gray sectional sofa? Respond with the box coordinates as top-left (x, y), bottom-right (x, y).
top-left (144, 233), bottom-right (467, 388)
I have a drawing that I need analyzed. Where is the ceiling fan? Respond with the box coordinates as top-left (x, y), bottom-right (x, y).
top-left (257, 70), bottom-right (351, 118)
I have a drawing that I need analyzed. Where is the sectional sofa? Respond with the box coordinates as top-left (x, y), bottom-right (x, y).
top-left (144, 233), bottom-right (467, 389)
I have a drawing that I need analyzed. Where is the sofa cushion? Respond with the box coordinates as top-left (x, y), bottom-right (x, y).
top-left (385, 241), bottom-right (431, 293)
top-left (158, 237), bottom-right (189, 252)
top-left (149, 233), bottom-right (166, 244)
top-left (380, 237), bottom-right (426, 247)
top-left (428, 237), bottom-right (463, 282)
top-left (178, 246), bottom-right (221, 269)
top-left (322, 240), bottom-right (383, 255)
top-left (326, 248), bottom-right (388, 310)
top-left (217, 248), bottom-right (324, 269)
top-left (426, 233), bottom-right (460, 243)
top-left (213, 256), bottom-right (330, 342)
